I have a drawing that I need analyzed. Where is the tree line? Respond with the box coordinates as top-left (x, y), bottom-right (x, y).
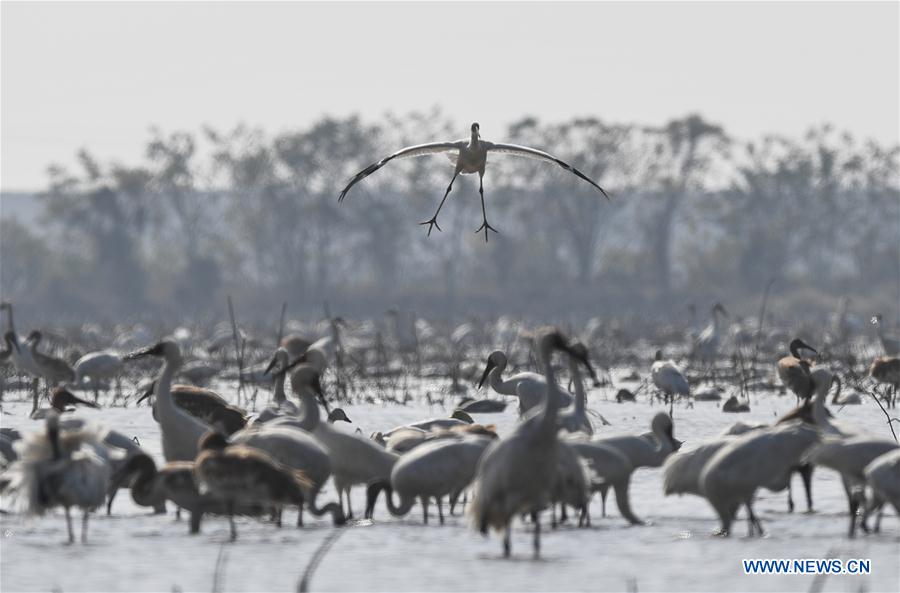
top-left (2, 110), bottom-right (897, 326)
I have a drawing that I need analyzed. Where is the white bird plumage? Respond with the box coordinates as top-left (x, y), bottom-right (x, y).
top-left (339, 123), bottom-right (609, 241)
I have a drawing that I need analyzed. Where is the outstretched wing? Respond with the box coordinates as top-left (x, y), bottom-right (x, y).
top-left (483, 142), bottom-right (610, 199)
top-left (338, 141), bottom-right (466, 202)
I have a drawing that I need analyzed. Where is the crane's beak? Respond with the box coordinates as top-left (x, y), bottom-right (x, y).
top-left (135, 381), bottom-right (156, 405)
top-left (798, 340), bottom-right (817, 355)
top-left (264, 355), bottom-right (280, 376)
top-left (124, 343), bottom-right (162, 361)
top-left (477, 358), bottom-right (496, 390)
top-left (66, 390), bottom-right (100, 409)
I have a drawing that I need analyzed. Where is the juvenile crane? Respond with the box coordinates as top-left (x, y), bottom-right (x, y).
top-left (194, 431), bottom-right (312, 541)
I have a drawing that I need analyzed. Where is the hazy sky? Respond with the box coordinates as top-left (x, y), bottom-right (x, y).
top-left (2, 1), bottom-right (898, 191)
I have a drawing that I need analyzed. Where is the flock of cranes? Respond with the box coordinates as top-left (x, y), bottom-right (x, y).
top-left (2, 297), bottom-right (899, 560)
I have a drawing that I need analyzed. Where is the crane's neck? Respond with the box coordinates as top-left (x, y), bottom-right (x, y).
top-left (651, 422), bottom-right (676, 461)
top-left (488, 356), bottom-right (515, 395)
top-left (470, 131), bottom-right (480, 147)
top-left (131, 460), bottom-right (162, 507)
top-left (569, 355), bottom-right (585, 417)
top-left (273, 372), bottom-right (287, 404)
top-left (157, 356), bottom-right (179, 407)
top-left (383, 486), bottom-right (415, 517)
top-left (829, 376), bottom-right (842, 405)
top-left (297, 383), bottom-right (322, 429)
top-left (537, 340), bottom-right (562, 434)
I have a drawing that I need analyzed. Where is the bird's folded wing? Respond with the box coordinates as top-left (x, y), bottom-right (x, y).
top-left (483, 142), bottom-right (609, 199)
top-left (338, 141), bottom-right (466, 201)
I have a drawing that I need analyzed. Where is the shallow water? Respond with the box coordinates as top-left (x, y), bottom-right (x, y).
top-left (2, 377), bottom-right (898, 592)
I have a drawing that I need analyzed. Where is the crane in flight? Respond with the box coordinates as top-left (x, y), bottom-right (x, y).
top-left (338, 122), bottom-right (610, 241)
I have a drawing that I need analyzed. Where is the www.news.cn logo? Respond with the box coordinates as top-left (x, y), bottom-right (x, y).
top-left (743, 559), bottom-right (871, 575)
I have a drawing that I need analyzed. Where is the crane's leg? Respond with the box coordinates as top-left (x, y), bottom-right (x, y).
top-left (799, 464), bottom-right (814, 512)
top-left (190, 510), bottom-right (203, 534)
top-left (532, 511), bottom-right (541, 558)
top-left (743, 499), bottom-right (763, 537)
top-left (65, 507), bottom-right (74, 544)
top-left (81, 510), bottom-right (89, 544)
top-left (421, 496), bottom-right (429, 524)
top-left (437, 498), bottom-right (444, 525)
top-left (228, 503), bottom-right (237, 542)
top-left (787, 481), bottom-right (795, 513)
top-left (503, 526), bottom-right (511, 558)
top-left (600, 484), bottom-right (609, 517)
top-left (420, 169), bottom-right (460, 236)
top-left (345, 488), bottom-right (354, 519)
top-left (474, 172), bottom-right (498, 242)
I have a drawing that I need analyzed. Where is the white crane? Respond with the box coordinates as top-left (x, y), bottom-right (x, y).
top-left (288, 363), bottom-right (399, 518)
top-left (700, 422), bottom-right (820, 536)
top-left (593, 412), bottom-right (680, 470)
top-left (378, 410), bottom-right (475, 441)
top-left (862, 449), bottom-right (900, 533)
top-left (804, 436), bottom-right (898, 536)
top-left (1, 411), bottom-right (111, 543)
top-left (339, 123), bottom-right (609, 241)
top-left (470, 328), bottom-right (579, 558)
top-left (693, 303), bottom-right (729, 380)
top-left (365, 433), bottom-right (496, 524)
top-left (651, 350), bottom-right (690, 415)
top-left (194, 431), bottom-right (312, 541)
top-left (663, 436), bottom-right (736, 498)
top-left (558, 342), bottom-right (598, 436)
top-left (73, 350), bottom-right (125, 402)
top-left (123, 341), bottom-right (212, 462)
top-left (478, 349), bottom-right (573, 416)
top-left (581, 411), bottom-right (679, 520)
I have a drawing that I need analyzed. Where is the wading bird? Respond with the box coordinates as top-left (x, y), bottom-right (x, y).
top-left (863, 449), bottom-right (900, 532)
top-left (366, 433), bottom-right (496, 524)
top-left (338, 123), bottom-right (609, 241)
top-left (869, 356), bottom-right (899, 408)
top-left (137, 381), bottom-right (247, 435)
top-left (700, 422), bottom-right (819, 537)
top-left (124, 341), bottom-right (212, 462)
top-left (478, 349), bottom-right (574, 416)
top-left (193, 431), bottom-right (312, 541)
top-left (777, 338), bottom-right (818, 403)
top-left (1, 411), bottom-right (111, 544)
top-left (651, 350), bottom-right (689, 415)
top-left (25, 330), bottom-right (75, 389)
top-left (804, 436), bottom-right (899, 536)
top-left (470, 328), bottom-right (580, 558)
